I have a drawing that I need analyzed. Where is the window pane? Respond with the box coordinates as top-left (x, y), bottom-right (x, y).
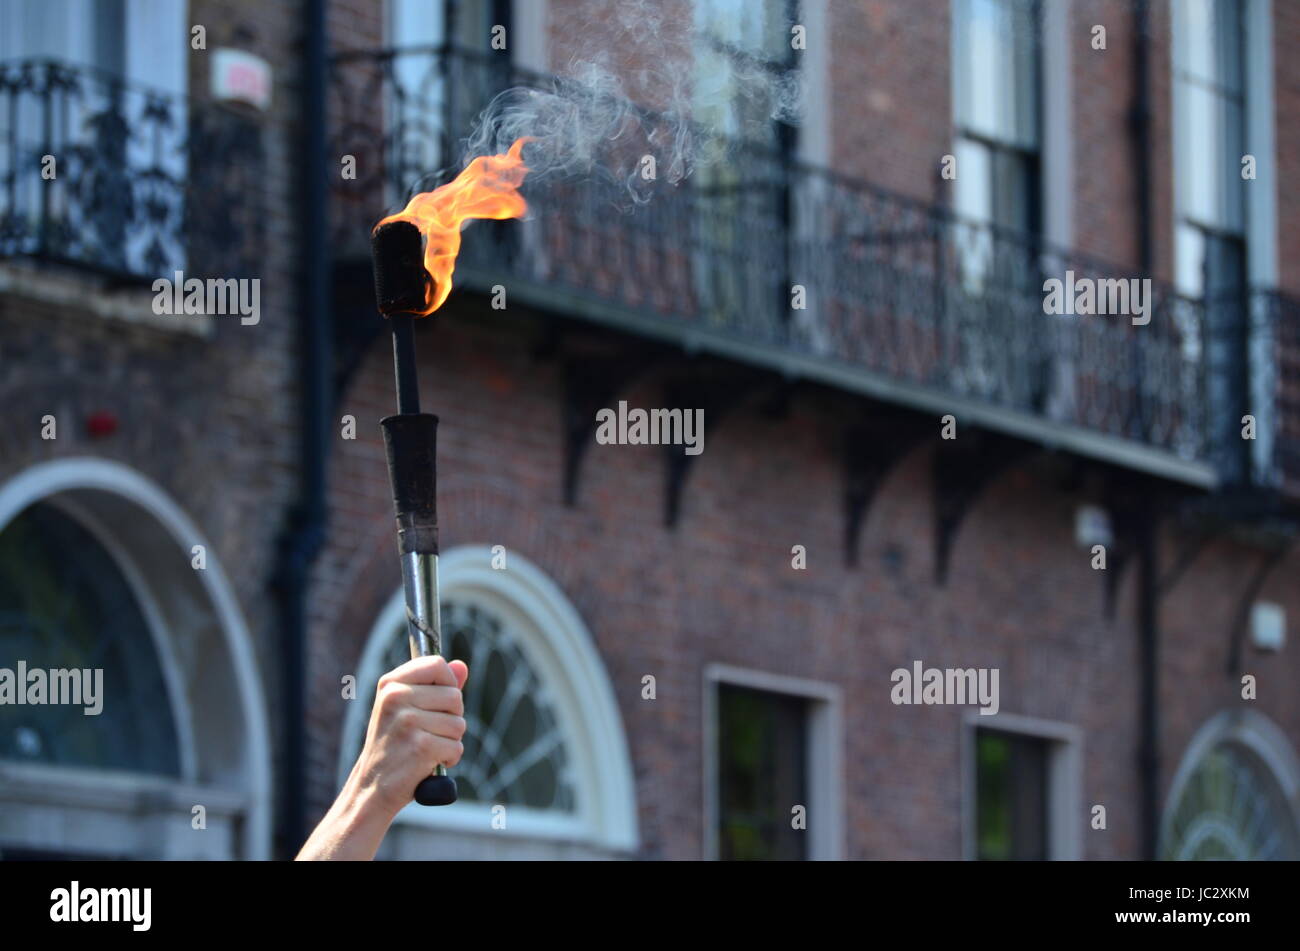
top-left (954, 137), bottom-right (993, 221)
top-left (1215, 0), bottom-right (1244, 95)
top-left (1175, 0), bottom-right (1245, 237)
top-left (1180, 83), bottom-right (1221, 225)
top-left (361, 599), bottom-right (577, 812)
top-left (976, 729), bottom-right (1049, 860)
top-left (693, 0), bottom-right (794, 145)
top-left (0, 504), bottom-right (181, 775)
top-left (1176, 223), bottom-right (1207, 297)
top-left (390, 0), bottom-right (444, 46)
top-left (717, 684), bottom-right (808, 860)
top-left (955, 0), bottom-right (1038, 147)
top-left (993, 146), bottom-right (1035, 234)
top-left (1163, 742), bottom-right (1300, 860)
top-left (1008, 0), bottom-right (1038, 145)
top-left (1220, 98), bottom-right (1245, 231)
top-left (1180, 0), bottom-right (1217, 83)
top-left (696, 0), bottom-right (790, 61)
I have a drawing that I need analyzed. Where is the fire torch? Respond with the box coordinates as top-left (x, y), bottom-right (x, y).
top-left (371, 219), bottom-right (457, 806)
top-left (369, 138), bottom-right (530, 806)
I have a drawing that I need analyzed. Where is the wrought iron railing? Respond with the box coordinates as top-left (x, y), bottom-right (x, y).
top-left (329, 46), bottom-right (1246, 483)
top-left (1254, 289), bottom-right (1300, 493)
top-left (0, 59), bottom-right (263, 282)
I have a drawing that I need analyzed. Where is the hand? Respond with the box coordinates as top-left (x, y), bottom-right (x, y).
top-left (355, 655), bottom-right (470, 818)
top-left (296, 655), bottom-right (469, 860)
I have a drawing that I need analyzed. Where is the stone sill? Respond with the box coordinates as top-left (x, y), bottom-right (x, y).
top-left (0, 260), bottom-right (215, 340)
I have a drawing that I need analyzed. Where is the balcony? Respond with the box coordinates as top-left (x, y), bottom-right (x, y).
top-left (1257, 289), bottom-right (1300, 496)
top-left (0, 59), bottom-right (263, 284)
top-left (327, 46), bottom-right (1269, 490)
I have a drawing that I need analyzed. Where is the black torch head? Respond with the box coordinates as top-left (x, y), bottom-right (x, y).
top-left (372, 220), bottom-right (432, 316)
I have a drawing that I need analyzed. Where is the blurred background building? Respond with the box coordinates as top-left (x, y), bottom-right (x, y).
top-left (1, 0), bottom-right (1299, 860)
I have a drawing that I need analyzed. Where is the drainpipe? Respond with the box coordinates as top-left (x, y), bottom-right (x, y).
top-left (1135, 506), bottom-right (1160, 860)
top-left (1132, 0), bottom-right (1153, 275)
top-left (273, 0), bottom-right (332, 857)
top-left (1130, 0), bottom-right (1160, 862)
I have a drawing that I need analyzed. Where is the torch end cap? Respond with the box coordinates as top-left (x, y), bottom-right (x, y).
top-left (414, 774), bottom-right (458, 806)
top-left (372, 220), bottom-right (431, 316)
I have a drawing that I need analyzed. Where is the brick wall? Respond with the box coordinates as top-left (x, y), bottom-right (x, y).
top-left (296, 0), bottom-right (1300, 860)
top-left (831, 0), bottom-right (951, 203)
top-left (1274, 0), bottom-right (1300, 295)
top-left (5, 0), bottom-right (1291, 861)
top-left (306, 297), bottom-right (1300, 858)
top-left (0, 0), bottom-right (302, 809)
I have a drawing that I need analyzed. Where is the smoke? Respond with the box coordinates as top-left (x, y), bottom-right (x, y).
top-left (458, 1), bottom-right (803, 208)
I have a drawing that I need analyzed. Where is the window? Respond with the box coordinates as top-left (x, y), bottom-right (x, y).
top-left (691, 0), bottom-right (799, 334)
top-left (1163, 742), bottom-right (1299, 859)
top-left (343, 546), bottom-right (637, 856)
top-left (0, 459), bottom-right (272, 860)
top-left (716, 684), bottom-right (809, 860)
top-left (358, 599), bottom-right (577, 811)
top-left (705, 665), bottom-right (842, 860)
top-left (0, 0), bottom-right (125, 72)
top-left (693, 0), bottom-right (797, 149)
top-left (1173, 0), bottom-right (1246, 297)
top-left (0, 503), bottom-right (180, 775)
top-left (1161, 711), bottom-right (1300, 861)
top-left (951, 0), bottom-right (1041, 288)
top-left (964, 713), bottom-right (1081, 860)
top-left (975, 728), bottom-right (1048, 860)
top-left (387, 0), bottom-right (506, 183)
top-left (1172, 0), bottom-right (1250, 481)
top-left (0, 0), bottom-right (191, 277)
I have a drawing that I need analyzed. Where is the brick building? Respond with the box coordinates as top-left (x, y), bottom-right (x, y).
top-left (2, 0), bottom-right (1299, 861)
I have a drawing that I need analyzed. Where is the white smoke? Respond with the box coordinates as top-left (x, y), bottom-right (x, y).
top-left (459, 0), bottom-right (803, 208)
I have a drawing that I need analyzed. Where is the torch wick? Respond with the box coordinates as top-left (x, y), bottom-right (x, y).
top-left (391, 315), bottom-right (421, 415)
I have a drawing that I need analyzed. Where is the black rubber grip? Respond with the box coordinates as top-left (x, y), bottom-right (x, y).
top-left (415, 774), bottom-right (458, 807)
top-left (380, 413), bottom-right (439, 555)
top-left (372, 220), bottom-right (430, 315)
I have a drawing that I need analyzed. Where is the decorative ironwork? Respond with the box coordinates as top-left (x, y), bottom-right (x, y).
top-left (0, 59), bottom-right (263, 282)
top-left (1256, 290), bottom-right (1300, 492)
top-left (328, 47), bottom-right (1272, 481)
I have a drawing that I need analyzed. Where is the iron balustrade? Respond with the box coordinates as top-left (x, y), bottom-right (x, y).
top-left (322, 46), bottom-right (1258, 486)
top-left (1254, 289), bottom-right (1300, 493)
top-left (0, 59), bottom-right (263, 283)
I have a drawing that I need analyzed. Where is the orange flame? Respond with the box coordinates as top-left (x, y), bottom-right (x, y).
top-left (375, 137), bottom-right (531, 316)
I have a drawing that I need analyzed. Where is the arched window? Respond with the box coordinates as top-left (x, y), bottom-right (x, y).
top-left (0, 459), bottom-right (271, 860)
top-left (1161, 711), bottom-right (1300, 860)
top-left (343, 545), bottom-right (637, 858)
top-left (0, 502), bottom-right (181, 775)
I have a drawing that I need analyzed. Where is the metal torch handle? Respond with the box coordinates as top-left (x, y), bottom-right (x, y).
top-left (401, 550), bottom-right (458, 806)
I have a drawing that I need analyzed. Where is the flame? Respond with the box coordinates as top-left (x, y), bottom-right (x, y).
top-left (376, 137), bottom-right (531, 316)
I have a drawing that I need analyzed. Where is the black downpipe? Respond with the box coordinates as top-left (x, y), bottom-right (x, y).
top-left (274, 0), bottom-right (332, 857)
top-left (1131, 0), bottom-right (1160, 862)
top-left (1135, 507), bottom-right (1160, 860)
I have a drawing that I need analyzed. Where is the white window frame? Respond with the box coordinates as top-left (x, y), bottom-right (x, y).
top-left (1160, 708), bottom-right (1300, 859)
top-left (0, 457), bottom-right (271, 860)
top-left (703, 663), bottom-right (844, 860)
top-left (962, 710), bottom-right (1082, 860)
top-left (342, 544), bottom-right (638, 854)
